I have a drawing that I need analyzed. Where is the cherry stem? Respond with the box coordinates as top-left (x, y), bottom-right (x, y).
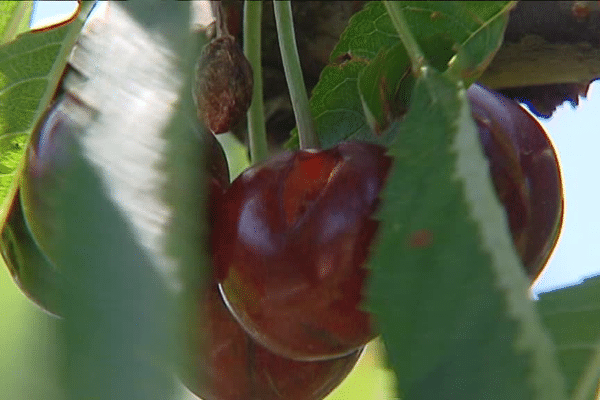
top-left (383, 1), bottom-right (426, 77)
top-left (273, 1), bottom-right (320, 150)
top-left (211, 1), bottom-right (228, 38)
top-left (244, 1), bottom-right (269, 164)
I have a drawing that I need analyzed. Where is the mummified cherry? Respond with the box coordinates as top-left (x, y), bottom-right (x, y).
top-left (194, 35), bottom-right (253, 134)
top-left (184, 283), bottom-right (361, 400)
top-left (213, 85), bottom-right (563, 361)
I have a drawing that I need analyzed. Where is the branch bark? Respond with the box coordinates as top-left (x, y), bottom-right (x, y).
top-left (482, 1), bottom-right (600, 88)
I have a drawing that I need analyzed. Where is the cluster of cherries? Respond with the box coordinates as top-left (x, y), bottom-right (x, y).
top-left (11, 80), bottom-right (563, 400)
top-left (194, 83), bottom-right (563, 399)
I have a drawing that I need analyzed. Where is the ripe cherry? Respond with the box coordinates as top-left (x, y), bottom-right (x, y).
top-left (213, 84), bottom-right (563, 361)
top-left (468, 83), bottom-right (563, 280)
top-left (213, 142), bottom-right (390, 361)
top-left (185, 283), bottom-right (361, 400)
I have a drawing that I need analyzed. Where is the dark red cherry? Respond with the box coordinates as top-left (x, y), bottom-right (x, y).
top-left (468, 83), bottom-right (563, 280)
top-left (185, 283), bottom-right (361, 400)
top-left (213, 142), bottom-right (391, 360)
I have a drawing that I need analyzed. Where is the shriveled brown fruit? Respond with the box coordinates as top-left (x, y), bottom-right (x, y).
top-left (194, 35), bottom-right (253, 134)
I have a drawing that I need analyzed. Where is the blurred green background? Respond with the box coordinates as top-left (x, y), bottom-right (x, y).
top-left (0, 261), bottom-right (64, 399)
top-left (0, 260), bottom-right (397, 399)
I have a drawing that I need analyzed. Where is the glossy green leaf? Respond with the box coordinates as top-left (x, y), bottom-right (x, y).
top-left (368, 68), bottom-right (567, 399)
top-left (286, 1), bottom-right (512, 149)
top-left (0, 1), bottom-right (33, 45)
top-left (537, 276), bottom-right (600, 400)
top-left (0, 3), bottom-right (87, 216)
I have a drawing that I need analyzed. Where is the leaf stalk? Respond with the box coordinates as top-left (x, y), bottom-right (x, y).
top-left (383, 1), bottom-right (426, 77)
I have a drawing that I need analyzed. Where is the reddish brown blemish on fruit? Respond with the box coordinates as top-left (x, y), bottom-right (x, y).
top-left (408, 229), bottom-right (433, 249)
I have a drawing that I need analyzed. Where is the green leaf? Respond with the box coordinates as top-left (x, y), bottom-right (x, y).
top-left (286, 1), bottom-right (512, 149)
top-left (382, 1), bottom-right (513, 74)
top-left (0, 3), bottom-right (88, 217)
top-left (537, 276), bottom-right (600, 400)
top-left (357, 43), bottom-right (413, 134)
top-left (446, 3), bottom-right (513, 82)
top-left (368, 68), bottom-right (567, 399)
top-left (0, 1), bottom-right (33, 45)
top-left (329, 1), bottom-right (402, 62)
top-left (286, 60), bottom-right (368, 149)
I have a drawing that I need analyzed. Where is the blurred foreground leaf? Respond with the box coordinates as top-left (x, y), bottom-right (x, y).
top-left (26, 2), bottom-right (207, 399)
top-left (55, 142), bottom-right (179, 399)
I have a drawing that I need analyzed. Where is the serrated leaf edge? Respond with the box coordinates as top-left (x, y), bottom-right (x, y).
top-left (448, 72), bottom-right (568, 399)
